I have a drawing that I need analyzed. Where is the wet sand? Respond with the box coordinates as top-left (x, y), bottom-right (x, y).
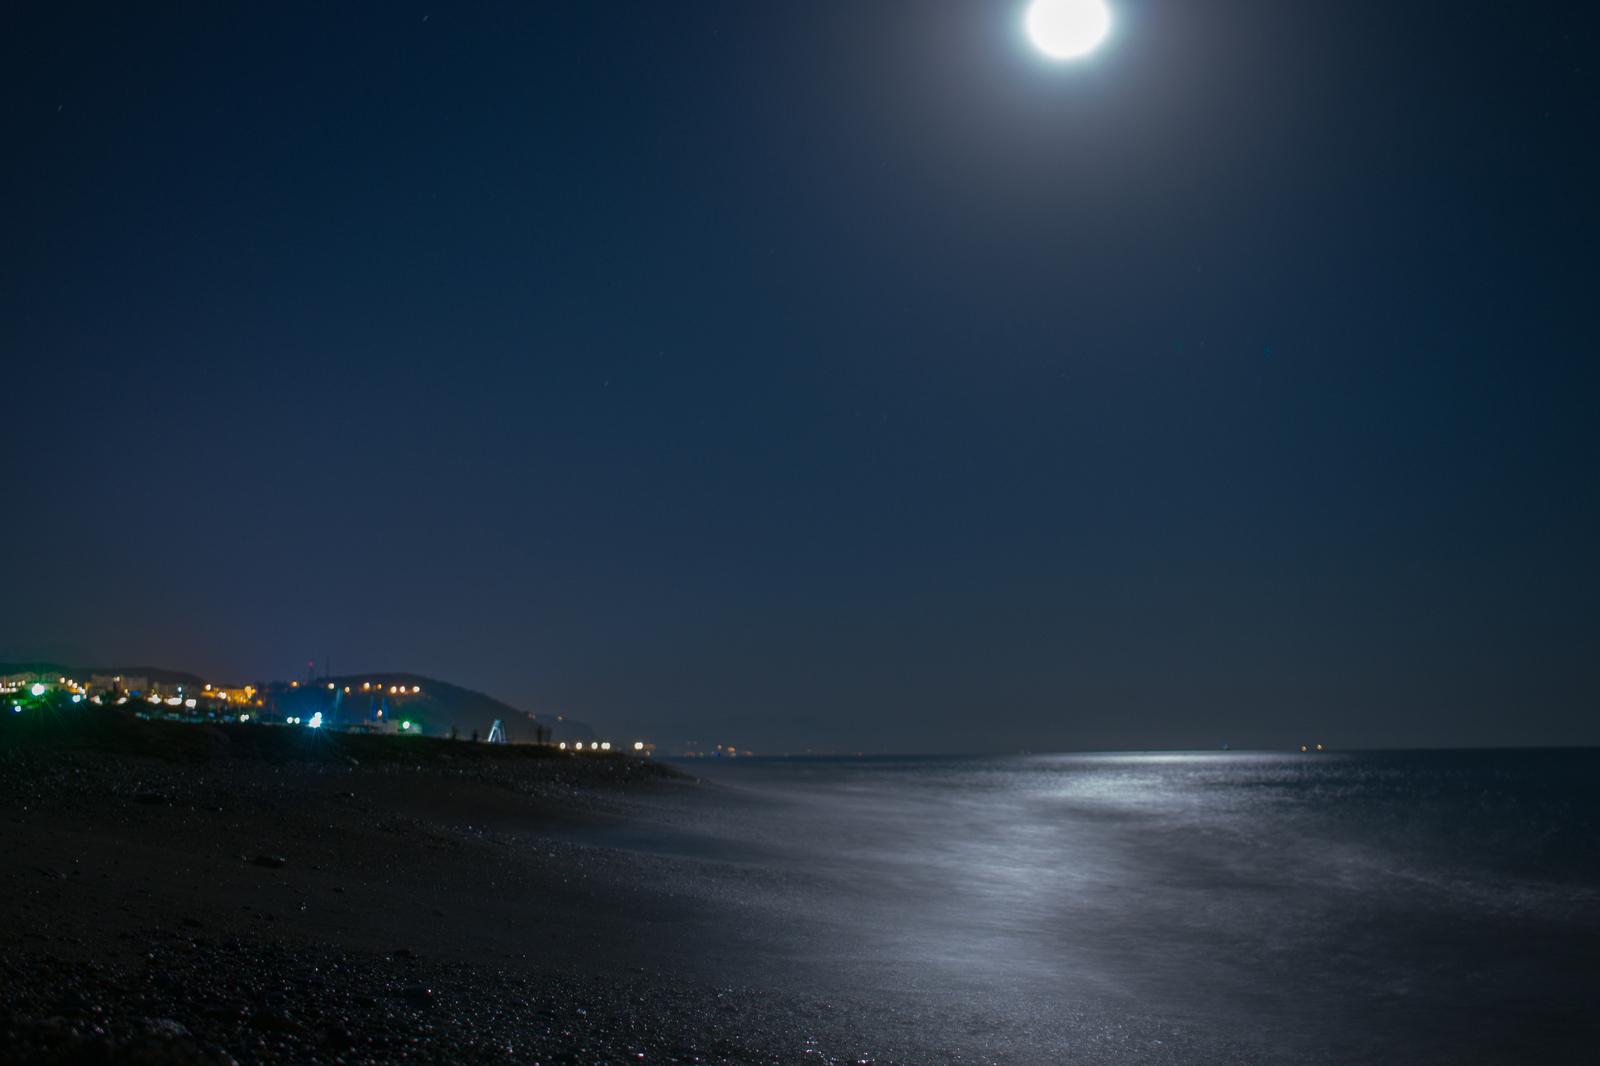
top-left (0, 732), bottom-right (905, 1066)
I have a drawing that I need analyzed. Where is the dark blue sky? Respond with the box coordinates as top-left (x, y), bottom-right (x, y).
top-left (4, 0), bottom-right (1596, 753)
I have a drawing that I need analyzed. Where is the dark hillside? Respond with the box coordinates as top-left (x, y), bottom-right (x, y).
top-left (265, 672), bottom-right (598, 742)
top-left (2, 663), bottom-right (599, 742)
top-left (0, 663), bottom-right (214, 688)
top-left (0, 699), bottom-right (680, 785)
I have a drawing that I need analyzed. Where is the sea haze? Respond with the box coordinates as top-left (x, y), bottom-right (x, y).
top-left (562, 751), bottom-right (1599, 1064)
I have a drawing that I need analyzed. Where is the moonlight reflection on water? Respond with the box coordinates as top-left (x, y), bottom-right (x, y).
top-left (571, 751), bottom-right (1600, 1065)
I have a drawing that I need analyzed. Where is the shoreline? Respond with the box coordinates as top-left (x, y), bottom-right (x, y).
top-left (0, 725), bottom-right (903, 1066)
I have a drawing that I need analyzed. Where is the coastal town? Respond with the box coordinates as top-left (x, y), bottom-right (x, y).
top-left (1, 668), bottom-right (643, 752)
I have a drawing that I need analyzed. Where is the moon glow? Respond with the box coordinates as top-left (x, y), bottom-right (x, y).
top-left (1025, 0), bottom-right (1111, 60)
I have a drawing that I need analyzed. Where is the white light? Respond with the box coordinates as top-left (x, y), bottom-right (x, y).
top-left (559, 742), bottom-right (567, 750)
top-left (166, 697), bottom-right (182, 706)
top-left (30, 683), bottom-right (44, 696)
top-left (309, 712), bottom-right (323, 728)
top-left (240, 714), bottom-right (250, 721)
top-left (1025, 0), bottom-right (1111, 59)
top-left (601, 742), bottom-right (610, 750)
top-left (634, 741), bottom-right (644, 750)
top-left (72, 694), bottom-right (82, 703)
top-left (184, 698), bottom-right (197, 708)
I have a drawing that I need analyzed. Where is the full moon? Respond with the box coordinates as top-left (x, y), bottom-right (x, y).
top-left (1025, 0), bottom-right (1111, 60)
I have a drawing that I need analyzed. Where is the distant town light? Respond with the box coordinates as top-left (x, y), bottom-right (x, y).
top-left (30, 683), bottom-right (44, 696)
top-left (559, 742), bottom-right (567, 750)
top-left (633, 741), bottom-right (643, 750)
top-left (402, 721), bottom-right (412, 730)
top-left (72, 694), bottom-right (82, 703)
top-left (601, 742), bottom-right (611, 750)
top-left (309, 712), bottom-right (323, 729)
top-left (240, 713), bottom-right (250, 721)
top-left (412, 686), bottom-right (420, 692)
top-left (184, 698), bottom-right (197, 708)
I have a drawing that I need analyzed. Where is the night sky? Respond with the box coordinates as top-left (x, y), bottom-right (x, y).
top-left (4, 1), bottom-right (1596, 753)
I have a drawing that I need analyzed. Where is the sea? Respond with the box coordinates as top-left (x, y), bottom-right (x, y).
top-left (586, 750), bottom-right (1599, 1065)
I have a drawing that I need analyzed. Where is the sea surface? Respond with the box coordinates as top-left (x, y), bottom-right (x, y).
top-left (574, 750), bottom-right (1598, 1065)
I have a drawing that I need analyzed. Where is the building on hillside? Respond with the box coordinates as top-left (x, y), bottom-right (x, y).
top-left (89, 675), bottom-right (150, 697)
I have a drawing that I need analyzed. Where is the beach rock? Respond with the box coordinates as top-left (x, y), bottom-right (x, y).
top-left (401, 985), bottom-right (435, 1008)
top-left (251, 855), bottom-right (287, 869)
top-left (56, 991), bottom-right (91, 1012)
top-left (391, 947), bottom-right (416, 959)
top-left (135, 793), bottom-right (170, 805)
top-left (248, 1007), bottom-right (297, 1032)
top-left (323, 1026), bottom-right (355, 1050)
top-left (201, 1006), bottom-right (248, 1022)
